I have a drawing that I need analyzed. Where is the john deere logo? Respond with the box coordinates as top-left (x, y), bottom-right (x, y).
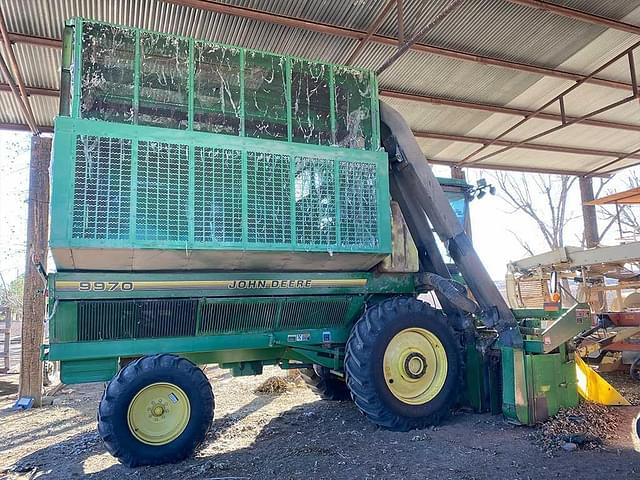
top-left (228, 280), bottom-right (312, 289)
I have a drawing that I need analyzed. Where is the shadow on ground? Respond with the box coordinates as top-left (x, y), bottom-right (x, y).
top-left (0, 377), bottom-right (19, 396)
top-left (8, 398), bottom-right (640, 480)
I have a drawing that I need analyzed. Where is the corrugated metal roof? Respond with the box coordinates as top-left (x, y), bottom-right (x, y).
top-left (2, 0), bottom-right (640, 175)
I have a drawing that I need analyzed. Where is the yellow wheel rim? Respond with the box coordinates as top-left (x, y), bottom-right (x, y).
top-left (383, 327), bottom-right (448, 405)
top-left (127, 382), bottom-right (191, 446)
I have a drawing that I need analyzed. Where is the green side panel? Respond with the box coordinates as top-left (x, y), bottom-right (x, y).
top-left (464, 344), bottom-right (485, 412)
top-left (501, 347), bottom-right (579, 425)
top-left (501, 347), bottom-right (518, 421)
top-left (47, 328), bottom-right (349, 363)
top-left (50, 271), bottom-right (417, 301)
top-left (52, 301), bottom-right (78, 342)
top-left (60, 358), bottom-right (118, 384)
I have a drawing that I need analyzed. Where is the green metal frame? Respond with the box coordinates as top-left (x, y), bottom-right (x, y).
top-left (53, 17), bottom-right (391, 256)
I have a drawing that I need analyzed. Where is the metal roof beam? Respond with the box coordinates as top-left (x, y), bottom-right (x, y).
top-left (507, 1), bottom-right (640, 36)
top-left (8, 32), bottom-right (61, 49)
top-left (413, 130), bottom-right (640, 160)
top-left (381, 89), bottom-right (640, 132)
top-left (427, 157), bottom-right (607, 177)
top-left (161, 0), bottom-right (632, 91)
top-left (0, 122), bottom-right (52, 133)
top-left (6, 3), bottom-right (635, 92)
top-left (345, 0), bottom-right (396, 65)
top-left (0, 82), bottom-right (58, 97)
top-left (461, 40), bottom-right (640, 165)
top-left (0, 7), bottom-right (38, 134)
top-left (375, 0), bottom-right (463, 75)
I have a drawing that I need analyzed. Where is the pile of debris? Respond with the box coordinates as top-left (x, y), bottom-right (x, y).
top-left (602, 370), bottom-right (640, 405)
top-left (532, 402), bottom-right (618, 454)
top-left (254, 372), bottom-right (303, 395)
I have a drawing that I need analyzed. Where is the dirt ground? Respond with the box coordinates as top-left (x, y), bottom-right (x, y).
top-left (1, 366), bottom-right (639, 480)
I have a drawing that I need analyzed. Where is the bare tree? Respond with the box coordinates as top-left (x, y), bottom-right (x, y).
top-left (491, 172), bottom-right (578, 255)
top-left (596, 171), bottom-right (640, 241)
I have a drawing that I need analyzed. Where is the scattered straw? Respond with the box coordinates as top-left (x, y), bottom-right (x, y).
top-left (254, 376), bottom-right (295, 395)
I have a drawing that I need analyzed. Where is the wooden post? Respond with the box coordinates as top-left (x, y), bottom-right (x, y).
top-left (18, 135), bottom-right (51, 407)
top-left (450, 165), bottom-right (465, 180)
top-left (579, 177), bottom-right (599, 248)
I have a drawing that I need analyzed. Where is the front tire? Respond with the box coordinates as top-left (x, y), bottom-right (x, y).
top-left (345, 297), bottom-right (461, 431)
top-left (98, 354), bottom-right (214, 467)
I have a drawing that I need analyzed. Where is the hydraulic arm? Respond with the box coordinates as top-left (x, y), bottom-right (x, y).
top-left (379, 101), bottom-right (523, 348)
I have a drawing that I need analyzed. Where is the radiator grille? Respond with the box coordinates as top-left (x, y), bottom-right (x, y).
top-left (199, 300), bottom-right (277, 334)
top-left (77, 299), bottom-right (197, 341)
top-left (74, 297), bottom-right (356, 340)
top-left (136, 141), bottom-right (189, 241)
top-left (295, 156), bottom-right (336, 246)
top-left (280, 298), bottom-right (351, 329)
top-left (72, 135), bottom-right (132, 240)
top-left (247, 151), bottom-right (291, 244)
top-left (194, 147), bottom-right (243, 243)
top-left (340, 162), bottom-right (378, 248)
top-left (199, 297), bottom-right (353, 335)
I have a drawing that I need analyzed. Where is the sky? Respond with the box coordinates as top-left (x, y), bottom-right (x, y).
top-left (0, 131), bottom-right (31, 284)
top-left (0, 133), bottom-right (638, 283)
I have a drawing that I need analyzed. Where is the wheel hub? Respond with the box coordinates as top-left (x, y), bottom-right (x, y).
top-left (383, 327), bottom-right (448, 405)
top-left (404, 352), bottom-right (427, 379)
top-left (127, 382), bottom-right (191, 445)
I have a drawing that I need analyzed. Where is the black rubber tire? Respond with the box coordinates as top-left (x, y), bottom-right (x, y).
top-left (301, 365), bottom-right (351, 401)
top-left (345, 297), bottom-right (461, 431)
top-left (97, 354), bottom-right (214, 468)
top-left (630, 356), bottom-right (640, 381)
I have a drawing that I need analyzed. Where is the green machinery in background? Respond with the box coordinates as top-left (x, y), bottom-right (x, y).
top-left (43, 18), bottom-right (589, 467)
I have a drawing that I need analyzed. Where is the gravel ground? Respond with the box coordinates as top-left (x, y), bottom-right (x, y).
top-left (1, 366), bottom-right (639, 480)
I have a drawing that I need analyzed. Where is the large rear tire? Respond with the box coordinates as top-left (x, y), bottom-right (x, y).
top-left (345, 297), bottom-right (461, 431)
top-left (301, 365), bottom-right (351, 401)
top-left (98, 354), bottom-right (214, 467)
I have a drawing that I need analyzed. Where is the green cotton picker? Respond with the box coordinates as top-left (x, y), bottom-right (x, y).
top-left (43, 18), bottom-right (589, 467)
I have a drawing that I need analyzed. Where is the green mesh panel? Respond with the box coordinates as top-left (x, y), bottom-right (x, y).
top-left (65, 131), bottom-right (384, 252)
top-left (247, 151), bottom-right (291, 244)
top-left (295, 156), bottom-right (336, 246)
top-left (75, 19), bottom-right (380, 150)
top-left (340, 162), bottom-right (378, 248)
top-left (80, 23), bottom-right (135, 123)
top-left (139, 33), bottom-right (189, 129)
top-left (244, 52), bottom-right (288, 140)
top-left (72, 135), bottom-right (132, 240)
top-left (194, 146), bottom-right (243, 243)
top-left (193, 43), bottom-right (241, 134)
top-left (136, 141), bottom-right (189, 241)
